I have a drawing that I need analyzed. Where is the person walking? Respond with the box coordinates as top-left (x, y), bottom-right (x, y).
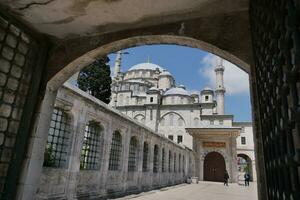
top-left (244, 172), bottom-right (250, 186)
top-left (224, 170), bottom-right (229, 186)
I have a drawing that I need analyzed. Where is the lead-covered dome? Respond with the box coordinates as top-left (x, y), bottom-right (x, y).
top-left (128, 63), bottom-right (164, 71)
top-left (164, 87), bottom-right (190, 96)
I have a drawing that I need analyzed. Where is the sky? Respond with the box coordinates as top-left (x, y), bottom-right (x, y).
top-left (108, 45), bottom-right (252, 122)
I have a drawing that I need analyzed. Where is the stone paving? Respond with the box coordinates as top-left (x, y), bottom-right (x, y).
top-left (113, 181), bottom-right (258, 200)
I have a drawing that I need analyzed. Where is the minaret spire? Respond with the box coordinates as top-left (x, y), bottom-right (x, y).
top-left (215, 57), bottom-right (226, 115)
top-left (114, 50), bottom-right (122, 77)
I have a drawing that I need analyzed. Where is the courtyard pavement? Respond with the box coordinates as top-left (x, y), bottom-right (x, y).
top-left (113, 181), bottom-right (258, 200)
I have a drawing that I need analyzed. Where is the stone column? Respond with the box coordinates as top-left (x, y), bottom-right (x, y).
top-left (121, 126), bottom-right (131, 192)
top-left (100, 117), bottom-right (113, 193)
top-left (66, 104), bottom-right (87, 199)
top-left (137, 132), bottom-right (145, 190)
top-left (230, 136), bottom-right (238, 183)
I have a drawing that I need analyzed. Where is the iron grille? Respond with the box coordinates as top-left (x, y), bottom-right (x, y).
top-left (108, 131), bottom-right (122, 171)
top-left (183, 156), bottom-right (185, 173)
top-left (153, 145), bottom-right (159, 173)
top-left (128, 136), bottom-right (137, 172)
top-left (162, 148), bottom-right (165, 172)
top-left (80, 122), bottom-right (102, 170)
top-left (0, 14), bottom-right (39, 198)
top-left (43, 107), bottom-right (70, 168)
top-left (179, 154), bottom-right (181, 172)
top-left (169, 150), bottom-right (172, 172)
top-left (142, 142), bottom-right (148, 172)
top-left (174, 153), bottom-right (176, 172)
top-left (250, 0), bottom-right (300, 199)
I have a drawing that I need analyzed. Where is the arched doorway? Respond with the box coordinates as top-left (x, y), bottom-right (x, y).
top-left (237, 154), bottom-right (253, 181)
top-left (204, 152), bottom-right (226, 182)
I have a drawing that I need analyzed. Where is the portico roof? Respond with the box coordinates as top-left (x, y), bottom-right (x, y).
top-left (186, 127), bottom-right (240, 138)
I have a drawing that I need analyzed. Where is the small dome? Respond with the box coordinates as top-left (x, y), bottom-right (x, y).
top-left (149, 86), bottom-right (159, 91)
top-left (164, 87), bottom-right (190, 96)
top-left (159, 70), bottom-right (172, 76)
top-left (201, 87), bottom-right (214, 94)
top-left (178, 84), bottom-right (186, 89)
top-left (190, 91), bottom-right (199, 96)
top-left (203, 87), bottom-right (213, 91)
top-left (128, 63), bottom-right (164, 71)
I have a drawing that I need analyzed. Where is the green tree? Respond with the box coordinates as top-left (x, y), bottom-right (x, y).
top-left (77, 56), bottom-right (112, 103)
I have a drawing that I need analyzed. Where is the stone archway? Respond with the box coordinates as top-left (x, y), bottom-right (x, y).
top-left (238, 153), bottom-right (253, 181)
top-left (203, 152), bottom-right (226, 182)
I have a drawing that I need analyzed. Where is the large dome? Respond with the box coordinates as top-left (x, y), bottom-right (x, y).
top-left (128, 63), bottom-right (164, 71)
top-left (164, 87), bottom-right (190, 96)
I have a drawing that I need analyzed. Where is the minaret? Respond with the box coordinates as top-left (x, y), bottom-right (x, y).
top-left (114, 50), bottom-right (122, 77)
top-left (215, 57), bottom-right (226, 115)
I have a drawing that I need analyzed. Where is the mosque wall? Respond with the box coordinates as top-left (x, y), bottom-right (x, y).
top-left (36, 83), bottom-right (195, 200)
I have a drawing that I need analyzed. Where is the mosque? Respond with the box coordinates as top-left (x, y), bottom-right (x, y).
top-left (109, 51), bottom-right (256, 182)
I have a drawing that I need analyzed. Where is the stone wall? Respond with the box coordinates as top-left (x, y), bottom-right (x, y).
top-left (36, 82), bottom-right (195, 199)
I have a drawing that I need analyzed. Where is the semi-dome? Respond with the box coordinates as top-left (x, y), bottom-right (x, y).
top-left (164, 87), bottom-right (190, 96)
top-left (128, 63), bottom-right (164, 71)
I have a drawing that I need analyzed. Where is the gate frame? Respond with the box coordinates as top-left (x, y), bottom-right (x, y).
top-left (0, 8), bottom-right (50, 200)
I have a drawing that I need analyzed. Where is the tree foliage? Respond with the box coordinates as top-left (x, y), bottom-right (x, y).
top-left (78, 56), bottom-right (112, 103)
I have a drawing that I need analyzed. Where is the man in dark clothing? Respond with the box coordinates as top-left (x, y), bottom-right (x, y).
top-left (244, 172), bottom-right (250, 186)
top-left (224, 170), bottom-right (229, 186)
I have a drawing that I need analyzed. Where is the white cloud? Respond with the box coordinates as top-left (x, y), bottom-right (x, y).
top-left (199, 54), bottom-right (249, 95)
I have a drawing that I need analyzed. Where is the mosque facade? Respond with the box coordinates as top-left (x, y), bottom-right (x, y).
top-left (109, 51), bottom-right (256, 182)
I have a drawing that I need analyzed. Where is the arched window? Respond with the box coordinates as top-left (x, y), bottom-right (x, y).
top-left (43, 107), bottom-right (70, 168)
top-left (142, 142), bottom-right (149, 172)
top-left (179, 154), bottom-right (181, 172)
top-left (183, 156), bottom-right (185, 173)
top-left (108, 131), bottom-right (122, 171)
top-left (128, 136), bottom-right (138, 171)
top-left (169, 114), bottom-right (174, 126)
top-left (171, 96), bottom-right (175, 104)
top-left (194, 118), bottom-right (199, 126)
top-left (169, 150), bottom-right (172, 172)
top-left (80, 122), bottom-right (102, 170)
top-left (180, 97), bottom-right (184, 104)
top-left (162, 148), bottom-right (165, 172)
top-left (178, 118), bottom-right (184, 126)
top-left (153, 145), bottom-right (159, 173)
top-left (174, 153), bottom-right (176, 172)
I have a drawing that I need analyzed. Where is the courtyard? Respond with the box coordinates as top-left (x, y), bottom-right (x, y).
top-left (114, 182), bottom-right (258, 200)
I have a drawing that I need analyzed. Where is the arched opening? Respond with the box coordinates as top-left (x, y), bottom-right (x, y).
top-left (238, 153), bottom-right (253, 181)
top-left (203, 152), bottom-right (226, 182)
top-left (0, 1), bottom-right (298, 199)
top-left (22, 37), bottom-right (254, 199)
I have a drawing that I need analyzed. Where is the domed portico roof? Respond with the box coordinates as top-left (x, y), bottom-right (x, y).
top-left (128, 63), bottom-right (164, 71)
top-left (164, 87), bottom-right (190, 96)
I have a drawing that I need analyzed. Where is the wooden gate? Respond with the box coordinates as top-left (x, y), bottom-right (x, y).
top-left (204, 152), bottom-right (226, 182)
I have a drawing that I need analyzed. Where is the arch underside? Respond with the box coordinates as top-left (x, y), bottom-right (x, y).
top-left (48, 34), bottom-right (251, 91)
